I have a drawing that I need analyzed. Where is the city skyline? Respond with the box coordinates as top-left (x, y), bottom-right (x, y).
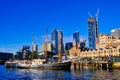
top-left (0, 0), bottom-right (120, 52)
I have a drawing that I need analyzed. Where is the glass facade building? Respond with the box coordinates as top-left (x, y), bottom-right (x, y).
top-left (51, 29), bottom-right (58, 54)
top-left (88, 17), bottom-right (98, 50)
top-left (73, 31), bottom-right (79, 48)
top-left (58, 30), bottom-right (64, 53)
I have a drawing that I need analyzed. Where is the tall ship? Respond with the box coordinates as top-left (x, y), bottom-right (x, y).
top-left (17, 59), bottom-right (71, 70)
top-left (7, 28), bottom-right (71, 70)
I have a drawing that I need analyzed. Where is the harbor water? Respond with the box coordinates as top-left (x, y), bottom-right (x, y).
top-left (0, 65), bottom-right (120, 80)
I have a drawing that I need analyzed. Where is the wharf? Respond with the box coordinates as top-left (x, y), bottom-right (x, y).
top-left (5, 60), bottom-right (120, 70)
top-left (71, 61), bottom-right (114, 70)
top-left (5, 61), bottom-right (18, 68)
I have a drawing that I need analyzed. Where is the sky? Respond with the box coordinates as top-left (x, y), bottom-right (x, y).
top-left (0, 0), bottom-right (120, 53)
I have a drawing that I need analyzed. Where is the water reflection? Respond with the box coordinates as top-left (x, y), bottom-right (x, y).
top-left (0, 65), bottom-right (120, 80)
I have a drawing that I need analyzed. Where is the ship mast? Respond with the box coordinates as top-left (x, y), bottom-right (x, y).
top-left (58, 30), bottom-right (62, 62)
top-left (31, 33), bottom-right (35, 60)
top-left (46, 28), bottom-right (48, 43)
top-left (32, 33), bottom-right (34, 52)
top-left (45, 28), bottom-right (48, 61)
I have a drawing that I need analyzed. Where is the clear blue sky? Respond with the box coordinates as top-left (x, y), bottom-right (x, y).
top-left (0, 0), bottom-right (120, 52)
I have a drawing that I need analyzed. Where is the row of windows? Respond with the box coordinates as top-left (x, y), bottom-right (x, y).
top-left (80, 49), bottom-right (120, 54)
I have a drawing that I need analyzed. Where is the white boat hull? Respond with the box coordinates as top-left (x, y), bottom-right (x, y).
top-left (18, 61), bottom-right (71, 70)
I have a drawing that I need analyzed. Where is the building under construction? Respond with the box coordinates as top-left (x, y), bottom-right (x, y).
top-left (88, 9), bottom-right (99, 50)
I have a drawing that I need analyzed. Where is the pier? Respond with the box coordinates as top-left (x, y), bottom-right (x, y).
top-left (5, 61), bottom-right (18, 68)
top-left (4, 59), bottom-right (120, 70)
top-left (71, 61), bottom-right (114, 70)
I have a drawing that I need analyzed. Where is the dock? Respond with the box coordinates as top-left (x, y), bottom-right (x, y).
top-left (5, 60), bottom-right (120, 70)
top-left (71, 61), bottom-right (114, 70)
top-left (5, 61), bottom-right (18, 68)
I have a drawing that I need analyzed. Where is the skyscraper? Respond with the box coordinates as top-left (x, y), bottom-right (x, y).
top-left (88, 9), bottom-right (99, 50)
top-left (73, 31), bottom-right (79, 47)
top-left (51, 29), bottom-right (58, 54)
top-left (58, 30), bottom-right (64, 53)
top-left (31, 33), bottom-right (38, 52)
top-left (32, 44), bottom-right (38, 52)
top-left (88, 17), bottom-right (98, 50)
top-left (22, 45), bottom-right (31, 59)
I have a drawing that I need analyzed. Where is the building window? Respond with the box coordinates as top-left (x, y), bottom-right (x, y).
top-left (111, 50), bottom-right (113, 53)
top-left (104, 51), bottom-right (106, 54)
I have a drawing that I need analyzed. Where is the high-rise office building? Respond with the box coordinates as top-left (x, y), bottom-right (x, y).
top-left (88, 17), bottom-right (98, 50)
top-left (51, 29), bottom-right (58, 54)
top-left (111, 28), bottom-right (120, 39)
top-left (22, 45), bottom-right (31, 59)
top-left (32, 44), bottom-right (38, 52)
top-left (73, 31), bottom-right (79, 47)
top-left (88, 9), bottom-right (99, 50)
top-left (58, 30), bottom-right (64, 53)
top-left (40, 42), bottom-right (53, 52)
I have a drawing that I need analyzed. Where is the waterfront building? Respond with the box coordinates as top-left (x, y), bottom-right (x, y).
top-left (69, 40), bottom-right (120, 61)
top-left (73, 31), bottom-right (80, 48)
top-left (69, 39), bottom-right (80, 58)
top-left (111, 28), bottom-right (120, 39)
top-left (32, 44), bottom-right (38, 52)
top-left (79, 46), bottom-right (120, 61)
top-left (69, 39), bottom-right (89, 58)
top-left (58, 30), bottom-right (64, 53)
top-left (88, 17), bottom-right (98, 50)
top-left (51, 29), bottom-right (58, 54)
top-left (96, 34), bottom-right (120, 49)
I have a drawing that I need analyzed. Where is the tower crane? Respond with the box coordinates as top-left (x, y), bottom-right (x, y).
top-left (95, 8), bottom-right (99, 22)
top-left (88, 11), bottom-right (92, 17)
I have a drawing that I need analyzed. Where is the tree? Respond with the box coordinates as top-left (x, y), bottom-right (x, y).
top-left (31, 51), bottom-right (39, 59)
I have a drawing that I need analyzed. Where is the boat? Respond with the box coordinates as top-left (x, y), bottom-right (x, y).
top-left (15, 29), bottom-right (71, 70)
top-left (17, 59), bottom-right (71, 70)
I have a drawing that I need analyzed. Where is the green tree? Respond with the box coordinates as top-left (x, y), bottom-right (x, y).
top-left (31, 51), bottom-right (39, 59)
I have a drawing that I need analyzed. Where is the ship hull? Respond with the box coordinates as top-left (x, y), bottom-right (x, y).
top-left (17, 61), bottom-right (71, 70)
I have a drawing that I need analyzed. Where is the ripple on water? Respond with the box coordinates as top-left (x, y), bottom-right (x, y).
top-left (0, 65), bottom-right (120, 80)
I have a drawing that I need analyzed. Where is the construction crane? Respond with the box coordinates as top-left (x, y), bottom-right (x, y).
top-left (95, 8), bottom-right (99, 38)
top-left (95, 8), bottom-right (99, 22)
top-left (88, 11), bottom-right (92, 17)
